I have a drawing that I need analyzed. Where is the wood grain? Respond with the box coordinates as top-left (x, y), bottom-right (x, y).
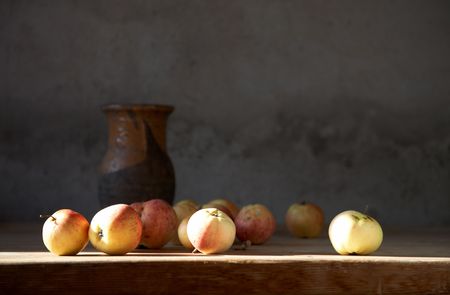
top-left (0, 223), bottom-right (449, 294)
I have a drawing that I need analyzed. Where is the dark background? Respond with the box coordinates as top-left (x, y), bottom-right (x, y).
top-left (1, 1), bottom-right (449, 226)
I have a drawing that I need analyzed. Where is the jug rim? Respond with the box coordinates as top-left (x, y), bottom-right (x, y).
top-left (102, 103), bottom-right (174, 113)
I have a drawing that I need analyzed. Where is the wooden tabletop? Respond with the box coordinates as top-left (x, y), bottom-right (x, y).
top-left (1, 223), bottom-right (449, 294)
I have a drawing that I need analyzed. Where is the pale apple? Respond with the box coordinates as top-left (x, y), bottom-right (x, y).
top-left (41, 209), bottom-right (89, 256)
top-left (187, 208), bottom-right (236, 254)
top-left (171, 199), bottom-right (199, 245)
top-left (89, 204), bottom-right (142, 255)
top-left (138, 199), bottom-right (178, 249)
top-left (235, 204), bottom-right (276, 245)
top-left (207, 198), bottom-right (240, 219)
top-left (178, 217), bottom-right (194, 250)
top-left (328, 210), bottom-right (383, 255)
top-left (285, 202), bottom-right (324, 238)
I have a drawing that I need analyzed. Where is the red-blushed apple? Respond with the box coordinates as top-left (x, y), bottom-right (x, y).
top-left (285, 202), bottom-right (324, 238)
top-left (178, 217), bottom-right (194, 250)
top-left (328, 210), bottom-right (383, 255)
top-left (202, 202), bottom-right (234, 220)
top-left (171, 199), bottom-right (200, 244)
top-left (138, 199), bottom-right (178, 249)
top-left (89, 204), bottom-right (142, 255)
top-left (41, 209), bottom-right (89, 256)
top-left (207, 198), bottom-right (240, 219)
top-left (187, 208), bottom-right (236, 254)
top-left (235, 204), bottom-right (276, 245)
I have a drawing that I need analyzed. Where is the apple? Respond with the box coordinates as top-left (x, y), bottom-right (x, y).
top-left (285, 202), bottom-right (324, 238)
top-left (41, 209), bottom-right (90, 256)
top-left (171, 199), bottom-right (200, 244)
top-left (129, 202), bottom-right (143, 216)
top-left (173, 200), bottom-right (199, 221)
top-left (137, 199), bottom-right (178, 249)
top-left (187, 208), bottom-right (236, 254)
top-left (174, 199), bottom-right (199, 210)
top-left (207, 198), bottom-right (240, 219)
top-left (328, 210), bottom-right (383, 255)
top-left (89, 204), bottom-right (142, 255)
top-left (178, 217), bottom-right (194, 250)
top-left (235, 204), bottom-right (276, 245)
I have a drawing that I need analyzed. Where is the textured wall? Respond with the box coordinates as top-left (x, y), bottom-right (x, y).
top-left (1, 1), bottom-right (449, 226)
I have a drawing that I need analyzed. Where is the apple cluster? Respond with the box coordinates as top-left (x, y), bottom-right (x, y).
top-left (165, 199), bottom-right (277, 254)
top-left (41, 198), bottom-right (277, 256)
top-left (41, 198), bottom-right (383, 256)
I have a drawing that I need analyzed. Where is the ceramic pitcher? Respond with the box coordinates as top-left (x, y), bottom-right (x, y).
top-left (98, 104), bottom-right (175, 207)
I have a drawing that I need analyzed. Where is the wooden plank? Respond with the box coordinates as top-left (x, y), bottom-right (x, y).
top-left (1, 259), bottom-right (449, 294)
top-left (0, 223), bottom-right (449, 294)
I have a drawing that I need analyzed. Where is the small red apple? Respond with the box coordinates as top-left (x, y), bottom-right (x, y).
top-left (235, 204), bottom-right (276, 245)
top-left (134, 199), bottom-right (178, 249)
top-left (285, 202), bottom-right (324, 238)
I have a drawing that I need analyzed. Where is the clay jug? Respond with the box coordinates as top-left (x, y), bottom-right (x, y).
top-left (98, 104), bottom-right (175, 207)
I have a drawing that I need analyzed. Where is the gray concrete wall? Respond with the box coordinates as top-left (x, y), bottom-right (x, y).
top-left (1, 1), bottom-right (449, 226)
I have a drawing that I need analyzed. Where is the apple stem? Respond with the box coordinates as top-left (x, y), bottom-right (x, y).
top-left (210, 209), bottom-right (220, 217)
top-left (364, 205), bottom-right (369, 214)
top-left (40, 214), bottom-right (56, 221)
top-left (301, 201), bottom-right (306, 205)
top-left (98, 229), bottom-right (104, 238)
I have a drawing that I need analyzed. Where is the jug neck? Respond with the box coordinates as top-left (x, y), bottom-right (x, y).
top-left (103, 104), bottom-right (173, 152)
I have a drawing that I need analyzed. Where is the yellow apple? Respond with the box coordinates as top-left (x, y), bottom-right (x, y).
top-left (187, 208), bottom-right (236, 254)
top-left (285, 202), bottom-right (324, 238)
top-left (173, 199), bottom-right (199, 222)
top-left (174, 199), bottom-right (199, 210)
top-left (178, 217), bottom-right (194, 250)
top-left (41, 209), bottom-right (90, 256)
top-left (171, 199), bottom-right (199, 245)
top-left (89, 204), bottom-right (142, 255)
top-left (328, 210), bottom-right (383, 255)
